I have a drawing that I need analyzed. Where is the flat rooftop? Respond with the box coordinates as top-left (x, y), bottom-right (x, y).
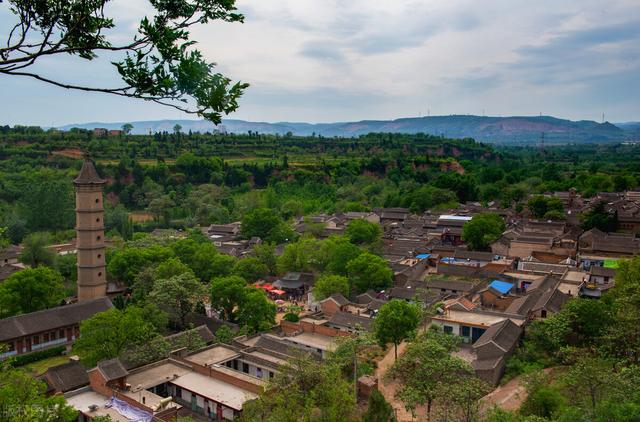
top-left (244, 350), bottom-right (288, 366)
top-left (126, 361), bottom-right (191, 390)
top-left (186, 345), bottom-right (240, 366)
top-left (65, 390), bottom-right (130, 422)
top-left (300, 317), bottom-right (329, 325)
top-left (503, 272), bottom-right (544, 281)
top-left (562, 270), bottom-right (588, 283)
top-left (559, 282), bottom-right (581, 297)
top-left (433, 310), bottom-right (522, 328)
top-left (282, 332), bottom-right (335, 351)
top-left (171, 371), bottom-right (257, 411)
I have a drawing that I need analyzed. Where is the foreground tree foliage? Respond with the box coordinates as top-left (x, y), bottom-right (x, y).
top-left (239, 353), bottom-right (357, 422)
top-left (0, 0), bottom-right (248, 121)
top-left (500, 256), bottom-right (640, 421)
top-left (388, 330), bottom-right (489, 421)
top-left (363, 389), bottom-right (396, 422)
top-left (0, 352), bottom-right (77, 422)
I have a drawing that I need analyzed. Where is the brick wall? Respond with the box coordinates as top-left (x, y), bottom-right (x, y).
top-left (87, 368), bottom-right (111, 397)
top-left (320, 299), bottom-right (340, 317)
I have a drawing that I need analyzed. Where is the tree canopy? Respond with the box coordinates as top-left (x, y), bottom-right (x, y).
top-left (347, 252), bottom-right (393, 293)
top-left (462, 213), bottom-right (505, 251)
top-left (74, 305), bottom-right (163, 367)
top-left (0, 267), bottom-right (66, 318)
top-left (374, 299), bottom-right (421, 361)
top-left (313, 274), bottom-right (350, 301)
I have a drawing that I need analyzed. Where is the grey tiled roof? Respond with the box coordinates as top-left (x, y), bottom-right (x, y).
top-left (73, 160), bottom-right (106, 185)
top-left (97, 358), bottom-right (128, 381)
top-left (328, 311), bottom-right (373, 331)
top-left (0, 297), bottom-right (113, 342)
top-left (42, 361), bottom-right (88, 393)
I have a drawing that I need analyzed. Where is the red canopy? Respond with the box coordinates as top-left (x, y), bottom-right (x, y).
top-left (257, 284), bottom-right (274, 291)
top-left (271, 289), bottom-right (286, 296)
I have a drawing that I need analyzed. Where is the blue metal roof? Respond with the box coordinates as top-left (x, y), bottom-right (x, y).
top-left (489, 280), bottom-right (514, 295)
top-left (416, 253), bottom-right (430, 259)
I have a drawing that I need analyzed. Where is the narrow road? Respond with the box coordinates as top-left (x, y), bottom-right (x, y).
top-left (480, 376), bottom-right (527, 412)
top-left (374, 341), bottom-right (426, 422)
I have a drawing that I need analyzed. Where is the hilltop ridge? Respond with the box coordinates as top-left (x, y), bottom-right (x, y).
top-left (57, 115), bottom-right (637, 144)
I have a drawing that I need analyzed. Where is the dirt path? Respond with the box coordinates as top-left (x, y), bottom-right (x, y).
top-left (375, 341), bottom-right (430, 422)
top-left (481, 368), bottom-right (556, 414)
top-left (480, 376), bottom-right (527, 413)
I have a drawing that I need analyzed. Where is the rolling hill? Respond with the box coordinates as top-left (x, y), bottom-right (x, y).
top-left (57, 115), bottom-right (636, 144)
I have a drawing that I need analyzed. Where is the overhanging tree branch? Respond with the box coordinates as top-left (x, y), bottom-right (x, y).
top-left (0, 0), bottom-right (248, 123)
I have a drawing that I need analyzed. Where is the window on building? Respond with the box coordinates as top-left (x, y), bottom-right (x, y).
top-left (7, 342), bottom-right (15, 352)
top-left (461, 326), bottom-right (471, 337)
top-left (242, 362), bottom-right (249, 373)
top-left (443, 325), bottom-right (453, 334)
top-left (269, 371), bottom-right (274, 379)
top-left (541, 310), bottom-right (547, 318)
top-left (256, 368), bottom-right (263, 378)
top-left (96, 235), bottom-right (101, 240)
top-left (44, 333), bottom-right (49, 342)
top-left (96, 217), bottom-right (100, 222)
top-left (98, 272), bottom-right (102, 277)
top-left (33, 336), bottom-right (40, 345)
top-left (59, 330), bottom-right (66, 339)
top-left (97, 254), bottom-right (102, 259)
top-left (95, 198), bottom-right (100, 203)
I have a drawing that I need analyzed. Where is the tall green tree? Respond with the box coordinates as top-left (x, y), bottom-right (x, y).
top-left (363, 390), bottom-right (396, 422)
top-left (388, 331), bottom-right (473, 419)
top-left (313, 274), bottom-right (350, 301)
top-left (233, 257), bottom-right (269, 283)
top-left (241, 208), bottom-right (295, 243)
top-left (346, 252), bottom-right (393, 293)
top-left (461, 213), bottom-right (505, 251)
top-left (374, 300), bottom-right (421, 361)
top-left (149, 272), bottom-right (207, 328)
top-left (345, 219), bottom-right (382, 246)
top-left (581, 201), bottom-right (618, 232)
top-left (74, 306), bottom-right (161, 367)
top-left (210, 275), bottom-right (247, 322)
top-left (235, 288), bottom-right (276, 333)
top-left (19, 232), bottom-right (56, 267)
top-left (0, 267), bottom-right (66, 317)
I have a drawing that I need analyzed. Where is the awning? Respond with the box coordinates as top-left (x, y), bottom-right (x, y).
top-left (273, 280), bottom-right (304, 290)
top-left (271, 289), bottom-right (286, 296)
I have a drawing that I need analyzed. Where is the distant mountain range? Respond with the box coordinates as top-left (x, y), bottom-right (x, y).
top-left (58, 115), bottom-right (640, 144)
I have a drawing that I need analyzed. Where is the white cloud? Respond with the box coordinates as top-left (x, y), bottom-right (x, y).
top-left (0, 0), bottom-right (638, 125)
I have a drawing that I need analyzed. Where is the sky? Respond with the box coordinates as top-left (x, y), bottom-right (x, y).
top-left (1, 0), bottom-right (639, 126)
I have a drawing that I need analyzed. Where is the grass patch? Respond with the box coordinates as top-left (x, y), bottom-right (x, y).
top-left (21, 355), bottom-right (71, 377)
